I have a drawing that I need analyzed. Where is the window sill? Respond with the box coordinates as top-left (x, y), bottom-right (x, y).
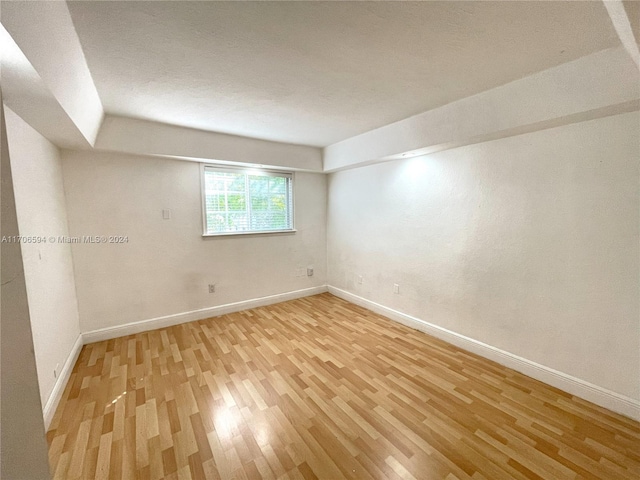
top-left (202, 229), bottom-right (297, 238)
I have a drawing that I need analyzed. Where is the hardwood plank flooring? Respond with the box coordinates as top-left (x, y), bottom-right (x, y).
top-left (47, 293), bottom-right (640, 479)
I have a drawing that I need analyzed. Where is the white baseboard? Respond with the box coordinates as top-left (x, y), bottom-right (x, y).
top-left (328, 286), bottom-right (640, 421)
top-left (82, 285), bottom-right (328, 344)
top-left (43, 334), bottom-right (83, 430)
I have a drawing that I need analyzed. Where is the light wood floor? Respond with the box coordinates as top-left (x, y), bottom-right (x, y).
top-left (48, 293), bottom-right (640, 480)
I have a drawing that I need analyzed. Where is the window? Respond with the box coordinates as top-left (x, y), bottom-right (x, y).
top-left (202, 165), bottom-right (294, 235)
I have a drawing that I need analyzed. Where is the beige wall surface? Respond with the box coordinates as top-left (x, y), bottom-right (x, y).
top-left (327, 111), bottom-right (640, 400)
top-left (5, 107), bottom-right (81, 410)
top-left (1, 102), bottom-right (52, 480)
top-left (61, 150), bottom-right (327, 333)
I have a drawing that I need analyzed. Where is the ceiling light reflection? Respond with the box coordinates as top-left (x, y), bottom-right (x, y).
top-left (214, 407), bottom-right (241, 440)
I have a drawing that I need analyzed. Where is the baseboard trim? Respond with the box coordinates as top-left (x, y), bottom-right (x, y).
top-left (82, 285), bottom-right (328, 344)
top-left (328, 286), bottom-right (640, 421)
top-left (43, 334), bottom-right (83, 430)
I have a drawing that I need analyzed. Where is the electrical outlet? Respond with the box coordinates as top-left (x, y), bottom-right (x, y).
top-left (358, 275), bottom-right (363, 284)
top-left (208, 284), bottom-right (215, 294)
top-left (393, 283), bottom-right (400, 294)
top-left (307, 267), bottom-right (314, 277)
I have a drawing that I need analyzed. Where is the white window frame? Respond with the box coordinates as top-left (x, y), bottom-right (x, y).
top-left (200, 164), bottom-right (295, 237)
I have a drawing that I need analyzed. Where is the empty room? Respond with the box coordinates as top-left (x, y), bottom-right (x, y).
top-left (1, 1), bottom-right (639, 479)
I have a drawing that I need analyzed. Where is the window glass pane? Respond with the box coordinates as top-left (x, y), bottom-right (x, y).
top-left (206, 194), bottom-right (225, 211)
top-left (228, 174), bottom-right (245, 191)
top-left (269, 176), bottom-right (286, 194)
top-left (207, 213), bottom-right (226, 232)
top-left (228, 212), bottom-right (249, 231)
top-left (204, 167), bottom-right (292, 235)
top-left (270, 194), bottom-right (286, 211)
top-left (251, 195), bottom-right (268, 211)
top-left (227, 194), bottom-right (245, 211)
top-left (250, 212), bottom-right (272, 230)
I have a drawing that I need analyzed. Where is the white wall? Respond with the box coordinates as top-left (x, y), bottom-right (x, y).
top-left (327, 111), bottom-right (640, 401)
top-left (61, 150), bottom-right (327, 334)
top-left (1, 102), bottom-right (52, 479)
top-left (5, 108), bottom-right (81, 410)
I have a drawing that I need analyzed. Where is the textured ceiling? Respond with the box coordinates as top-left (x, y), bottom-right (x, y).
top-left (68, 1), bottom-right (620, 147)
